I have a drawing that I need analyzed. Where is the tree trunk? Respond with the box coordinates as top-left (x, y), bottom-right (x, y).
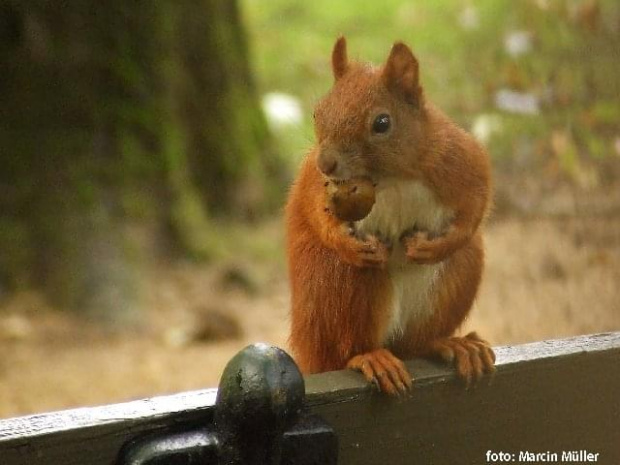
top-left (0, 0), bottom-right (277, 322)
top-left (175, 0), bottom-right (285, 218)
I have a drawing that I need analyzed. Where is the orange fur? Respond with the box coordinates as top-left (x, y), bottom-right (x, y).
top-left (286, 38), bottom-right (494, 393)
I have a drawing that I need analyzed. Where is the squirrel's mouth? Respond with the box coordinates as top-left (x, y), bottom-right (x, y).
top-left (335, 176), bottom-right (378, 186)
top-left (322, 174), bottom-right (378, 187)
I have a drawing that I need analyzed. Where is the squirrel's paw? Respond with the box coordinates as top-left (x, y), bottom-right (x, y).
top-left (347, 349), bottom-right (412, 396)
top-left (402, 230), bottom-right (449, 264)
top-left (429, 332), bottom-right (496, 386)
top-left (341, 235), bottom-right (389, 268)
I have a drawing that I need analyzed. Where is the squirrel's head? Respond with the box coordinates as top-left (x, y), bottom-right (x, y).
top-left (314, 37), bottom-right (427, 183)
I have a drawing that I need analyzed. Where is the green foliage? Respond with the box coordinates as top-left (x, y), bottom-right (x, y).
top-left (243, 0), bottom-right (620, 185)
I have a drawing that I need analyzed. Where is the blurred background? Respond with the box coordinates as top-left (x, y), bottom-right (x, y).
top-left (1, 0), bottom-right (619, 418)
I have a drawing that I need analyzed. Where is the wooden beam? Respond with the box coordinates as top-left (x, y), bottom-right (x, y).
top-left (1, 332), bottom-right (619, 465)
top-left (306, 332), bottom-right (620, 464)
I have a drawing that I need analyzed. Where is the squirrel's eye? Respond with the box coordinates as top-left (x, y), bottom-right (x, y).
top-left (372, 113), bottom-right (391, 134)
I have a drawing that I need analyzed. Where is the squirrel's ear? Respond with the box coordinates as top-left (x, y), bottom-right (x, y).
top-left (332, 36), bottom-right (348, 81)
top-left (382, 42), bottom-right (422, 107)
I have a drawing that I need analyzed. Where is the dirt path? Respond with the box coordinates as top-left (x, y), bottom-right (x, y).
top-left (1, 216), bottom-right (618, 418)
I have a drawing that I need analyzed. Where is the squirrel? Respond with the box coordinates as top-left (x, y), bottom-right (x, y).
top-left (286, 37), bottom-right (495, 395)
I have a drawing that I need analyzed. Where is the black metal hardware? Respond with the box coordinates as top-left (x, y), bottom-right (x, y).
top-left (116, 343), bottom-right (338, 465)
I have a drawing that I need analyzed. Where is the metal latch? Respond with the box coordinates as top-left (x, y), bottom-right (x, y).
top-left (116, 344), bottom-right (338, 465)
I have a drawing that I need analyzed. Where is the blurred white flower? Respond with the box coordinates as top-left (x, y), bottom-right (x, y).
top-left (495, 89), bottom-right (540, 115)
top-left (459, 6), bottom-right (480, 30)
top-left (472, 114), bottom-right (503, 144)
top-left (504, 30), bottom-right (533, 57)
top-left (614, 137), bottom-right (620, 157)
top-left (262, 92), bottom-right (303, 130)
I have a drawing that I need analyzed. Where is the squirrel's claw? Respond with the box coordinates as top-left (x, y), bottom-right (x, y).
top-left (347, 349), bottom-right (413, 395)
top-left (403, 231), bottom-right (448, 264)
top-left (345, 235), bottom-right (389, 268)
top-left (429, 332), bottom-right (496, 387)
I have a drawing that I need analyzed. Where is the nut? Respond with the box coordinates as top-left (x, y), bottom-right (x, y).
top-left (326, 177), bottom-right (376, 222)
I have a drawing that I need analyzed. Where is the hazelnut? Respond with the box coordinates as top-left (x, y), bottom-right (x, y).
top-left (326, 177), bottom-right (376, 222)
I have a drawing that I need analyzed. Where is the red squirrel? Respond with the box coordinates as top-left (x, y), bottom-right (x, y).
top-left (286, 37), bottom-right (495, 395)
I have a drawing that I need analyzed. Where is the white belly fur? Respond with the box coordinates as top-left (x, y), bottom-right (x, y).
top-left (355, 179), bottom-right (453, 343)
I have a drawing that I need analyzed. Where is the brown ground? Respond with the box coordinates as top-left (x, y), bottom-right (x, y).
top-left (1, 215), bottom-right (619, 419)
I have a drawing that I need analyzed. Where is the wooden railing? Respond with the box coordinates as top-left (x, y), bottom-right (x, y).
top-left (1, 332), bottom-right (619, 464)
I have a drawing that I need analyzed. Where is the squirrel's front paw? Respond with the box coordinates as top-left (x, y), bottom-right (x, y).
top-left (402, 230), bottom-right (448, 264)
top-left (429, 332), bottom-right (496, 386)
top-left (341, 235), bottom-right (389, 268)
top-left (347, 349), bottom-right (412, 396)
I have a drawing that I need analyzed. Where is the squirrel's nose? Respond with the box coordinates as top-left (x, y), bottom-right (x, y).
top-left (318, 151), bottom-right (338, 176)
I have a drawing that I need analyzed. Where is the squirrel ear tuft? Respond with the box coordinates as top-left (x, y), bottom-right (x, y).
top-left (332, 36), bottom-right (348, 81)
top-left (382, 42), bottom-right (422, 107)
